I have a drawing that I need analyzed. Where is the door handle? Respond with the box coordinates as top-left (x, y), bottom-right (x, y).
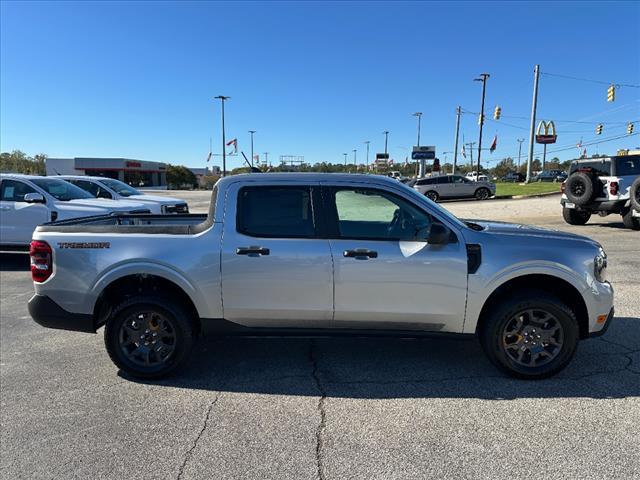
top-left (343, 249), bottom-right (378, 260)
top-left (236, 246), bottom-right (270, 256)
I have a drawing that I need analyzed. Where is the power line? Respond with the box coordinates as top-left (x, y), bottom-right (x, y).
top-left (540, 71), bottom-right (640, 88)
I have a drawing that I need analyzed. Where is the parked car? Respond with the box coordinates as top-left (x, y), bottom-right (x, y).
top-left (59, 176), bottom-right (188, 214)
top-left (414, 174), bottom-right (496, 202)
top-left (28, 173), bottom-right (613, 380)
top-left (0, 174), bottom-right (151, 248)
top-left (465, 172), bottom-right (489, 182)
top-left (560, 155), bottom-right (640, 229)
top-left (502, 172), bottom-right (525, 183)
top-left (533, 169), bottom-right (567, 182)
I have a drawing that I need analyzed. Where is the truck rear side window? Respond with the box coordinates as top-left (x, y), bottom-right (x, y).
top-left (615, 156), bottom-right (640, 176)
top-left (237, 186), bottom-right (315, 238)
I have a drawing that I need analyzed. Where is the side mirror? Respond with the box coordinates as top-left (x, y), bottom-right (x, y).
top-left (428, 222), bottom-right (450, 245)
top-left (24, 193), bottom-right (45, 204)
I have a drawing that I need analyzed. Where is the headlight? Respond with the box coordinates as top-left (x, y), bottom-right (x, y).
top-left (594, 248), bottom-right (607, 282)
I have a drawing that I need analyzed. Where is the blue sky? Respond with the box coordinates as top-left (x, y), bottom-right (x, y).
top-left (1, 1), bottom-right (639, 170)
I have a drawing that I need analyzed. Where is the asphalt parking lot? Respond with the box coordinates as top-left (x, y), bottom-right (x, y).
top-left (1, 193), bottom-right (638, 479)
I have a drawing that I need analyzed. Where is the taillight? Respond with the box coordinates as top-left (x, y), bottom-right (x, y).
top-left (29, 240), bottom-right (52, 282)
top-left (609, 181), bottom-right (619, 195)
top-left (561, 181), bottom-right (566, 193)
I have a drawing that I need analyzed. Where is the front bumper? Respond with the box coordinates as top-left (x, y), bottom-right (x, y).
top-left (28, 294), bottom-right (95, 333)
top-left (588, 307), bottom-right (614, 338)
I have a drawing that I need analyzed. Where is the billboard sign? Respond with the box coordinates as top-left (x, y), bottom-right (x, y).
top-left (535, 120), bottom-right (557, 144)
top-left (411, 146), bottom-right (436, 160)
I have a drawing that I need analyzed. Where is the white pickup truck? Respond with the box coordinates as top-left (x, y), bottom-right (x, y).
top-left (28, 173), bottom-right (614, 380)
top-left (0, 174), bottom-right (151, 248)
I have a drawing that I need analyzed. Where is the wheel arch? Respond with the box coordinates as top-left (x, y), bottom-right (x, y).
top-left (92, 273), bottom-right (201, 334)
top-left (475, 274), bottom-right (589, 339)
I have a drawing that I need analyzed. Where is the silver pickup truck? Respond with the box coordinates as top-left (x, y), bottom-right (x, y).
top-left (28, 173), bottom-right (614, 379)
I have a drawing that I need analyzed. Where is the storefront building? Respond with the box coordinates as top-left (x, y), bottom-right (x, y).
top-left (46, 158), bottom-right (167, 187)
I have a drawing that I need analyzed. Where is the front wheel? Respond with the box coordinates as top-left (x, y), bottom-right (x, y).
top-left (475, 187), bottom-right (491, 200)
top-left (622, 208), bottom-right (640, 230)
top-left (562, 207), bottom-right (591, 225)
top-left (104, 296), bottom-right (196, 379)
top-left (479, 290), bottom-right (579, 379)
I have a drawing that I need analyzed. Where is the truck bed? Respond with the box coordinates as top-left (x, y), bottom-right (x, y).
top-left (35, 213), bottom-right (210, 235)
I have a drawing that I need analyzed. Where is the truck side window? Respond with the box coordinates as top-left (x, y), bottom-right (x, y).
top-left (237, 186), bottom-right (315, 238)
top-left (0, 180), bottom-right (37, 202)
top-left (332, 188), bottom-right (432, 241)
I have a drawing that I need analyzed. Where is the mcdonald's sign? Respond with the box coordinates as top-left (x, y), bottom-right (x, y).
top-left (535, 120), bottom-right (557, 144)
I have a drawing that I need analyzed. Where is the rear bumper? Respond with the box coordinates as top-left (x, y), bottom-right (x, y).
top-left (588, 307), bottom-right (614, 338)
top-left (561, 198), bottom-right (626, 213)
top-left (28, 294), bottom-right (95, 333)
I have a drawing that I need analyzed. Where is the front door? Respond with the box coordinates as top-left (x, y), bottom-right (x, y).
top-left (0, 179), bottom-right (49, 245)
top-left (324, 185), bottom-right (468, 333)
top-left (220, 183), bottom-right (333, 328)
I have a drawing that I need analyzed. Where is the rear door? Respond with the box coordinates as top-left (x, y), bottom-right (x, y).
top-left (323, 183), bottom-right (468, 333)
top-left (450, 175), bottom-right (475, 197)
top-left (220, 182), bottom-right (334, 328)
top-left (0, 179), bottom-right (49, 245)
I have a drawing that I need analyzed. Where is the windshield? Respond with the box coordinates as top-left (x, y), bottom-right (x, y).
top-left (614, 156), bottom-right (640, 176)
top-left (396, 180), bottom-right (468, 230)
top-left (98, 178), bottom-right (141, 196)
top-left (31, 178), bottom-right (95, 201)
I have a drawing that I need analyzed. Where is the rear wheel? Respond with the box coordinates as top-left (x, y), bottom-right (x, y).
top-left (104, 295), bottom-right (196, 379)
top-left (475, 187), bottom-right (491, 200)
top-left (622, 208), bottom-right (640, 230)
top-left (425, 191), bottom-right (439, 202)
top-left (562, 207), bottom-right (591, 225)
top-left (479, 290), bottom-right (579, 379)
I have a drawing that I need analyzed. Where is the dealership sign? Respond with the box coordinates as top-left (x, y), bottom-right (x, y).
top-left (126, 161), bottom-right (142, 168)
top-left (411, 146), bottom-right (436, 160)
top-left (535, 120), bottom-right (557, 144)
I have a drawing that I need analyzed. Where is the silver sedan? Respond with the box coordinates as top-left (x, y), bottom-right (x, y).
top-left (414, 174), bottom-right (496, 202)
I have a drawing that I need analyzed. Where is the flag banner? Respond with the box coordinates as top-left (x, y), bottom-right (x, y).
top-left (461, 144), bottom-right (466, 159)
top-left (226, 138), bottom-right (238, 154)
top-left (489, 135), bottom-right (497, 153)
top-left (206, 151), bottom-right (212, 162)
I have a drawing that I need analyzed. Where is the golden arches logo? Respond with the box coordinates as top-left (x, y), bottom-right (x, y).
top-left (536, 120), bottom-right (556, 136)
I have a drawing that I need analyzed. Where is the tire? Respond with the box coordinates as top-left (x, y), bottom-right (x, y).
top-left (104, 295), bottom-right (196, 379)
top-left (562, 207), bottom-right (591, 225)
top-left (475, 187), bottom-right (491, 200)
top-left (565, 172), bottom-right (595, 205)
top-left (425, 191), bottom-right (439, 202)
top-left (622, 208), bottom-right (640, 230)
top-left (630, 177), bottom-right (640, 212)
top-left (479, 290), bottom-right (579, 379)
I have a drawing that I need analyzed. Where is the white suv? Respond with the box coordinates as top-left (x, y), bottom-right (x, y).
top-left (60, 176), bottom-right (188, 214)
top-left (561, 155), bottom-right (640, 230)
top-left (0, 174), bottom-right (150, 247)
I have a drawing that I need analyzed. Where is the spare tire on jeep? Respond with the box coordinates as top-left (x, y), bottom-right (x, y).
top-left (565, 172), bottom-right (595, 205)
top-left (631, 177), bottom-right (640, 212)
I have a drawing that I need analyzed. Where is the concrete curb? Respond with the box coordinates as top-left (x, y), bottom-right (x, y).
top-left (493, 191), bottom-right (562, 200)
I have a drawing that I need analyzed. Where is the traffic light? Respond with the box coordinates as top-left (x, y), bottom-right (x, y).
top-left (596, 124), bottom-right (603, 135)
top-left (607, 84), bottom-right (615, 102)
top-left (628, 122), bottom-right (634, 135)
top-left (493, 106), bottom-right (502, 120)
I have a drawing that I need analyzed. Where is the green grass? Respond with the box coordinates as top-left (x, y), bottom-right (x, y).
top-left (494, 182), bottom-right (562, 197)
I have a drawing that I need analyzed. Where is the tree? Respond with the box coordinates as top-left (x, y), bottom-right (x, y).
top-left (492, 157), bottom-right (515, 179)
top-left (166, 165), bottom-right (197, 189)
top-left (0, 150), bottom-right (46, 175)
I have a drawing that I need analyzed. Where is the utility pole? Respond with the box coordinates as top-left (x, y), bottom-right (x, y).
top-left (466, 142), bottom-right (476, 171)
top-left (517, 138), bottom-right (525, 171)
top-left (248, 130), bottom-right (256, 167)
top-left (474, 73), bottom-right (490, 176)
top-left (413, 112), bottom-right (422, 146)
top-left (353, 149), bottom-right (357, 166)
top-left (343, 153), bottom-right (348, 167)
top-left (263, 152), bottom-right (269, 166)
top-left (526, 65), bottom-right (540, 183)
top-left (453, 106), bottom-right (461, 174)
top-left (364, 140), bottom-right (370, 170)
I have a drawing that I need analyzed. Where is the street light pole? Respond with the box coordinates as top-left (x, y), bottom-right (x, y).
top-left (526, 65), bottom-right (540, 183)
top-left (413, 112), bottom-right (422, 147)
top-left (214, 95), bottom-right (230, 176)
top-left (474, 74), bottom-right (490, 177)
top-left (453, 106), bottom-right (461, 174)
top-left (364, 140), bottom-right (370, 170)
top-left (248, 130), bottom-right (256, 167)
top-left (383, 130), bottom-right (389, 162)
top-left (343, 153), bottom-right (348, 167)
top-left (353, 149), bottom-right (357, 166)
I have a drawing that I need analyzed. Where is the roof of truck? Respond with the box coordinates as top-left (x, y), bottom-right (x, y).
top-left (218, 172), bottom-right (402, 186)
